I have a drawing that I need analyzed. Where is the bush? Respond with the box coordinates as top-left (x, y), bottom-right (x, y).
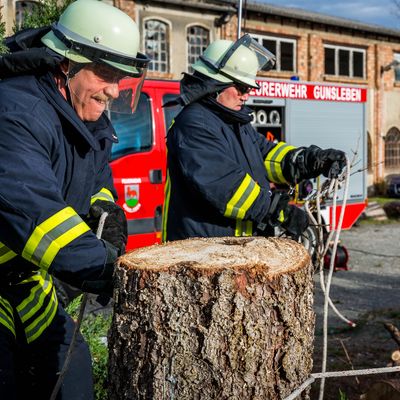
top-left (373, 179), bottom-right (387, 196)
top-left (14, 0), bottom-right (75, 32)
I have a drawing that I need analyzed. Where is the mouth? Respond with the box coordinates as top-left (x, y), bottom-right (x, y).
top-left (93, 97), bottom-right (109, 107)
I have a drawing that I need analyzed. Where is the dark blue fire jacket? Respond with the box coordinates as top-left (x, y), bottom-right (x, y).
top-left (163, 98), bottom-right (295, 241)
top-left (0, 72), bottom-right (117, 343)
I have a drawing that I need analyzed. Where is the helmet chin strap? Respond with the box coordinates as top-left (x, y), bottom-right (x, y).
top-left (63, 61), bottom-right (106, 111)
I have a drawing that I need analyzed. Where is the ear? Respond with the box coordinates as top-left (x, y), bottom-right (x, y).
top-left (59, 59), bottom-right (69, 75)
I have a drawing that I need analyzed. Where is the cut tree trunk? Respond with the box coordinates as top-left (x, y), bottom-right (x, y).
top-left (108, 236), bottom-right (314, 400)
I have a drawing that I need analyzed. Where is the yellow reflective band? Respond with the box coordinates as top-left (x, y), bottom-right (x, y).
top-left (278, 209), bottom-right (285, 223)
top-left (16, 272), bottom-right (45, 314)
top-left (0, 242), bottom-right (17, 264)
top-left (225, 174), bottom-right (261, 219)
top-left (244, 220), bottom-right (253, 236)
top-left (22, 207), bottom-right (90, 270)
top-left (0, 297), bottom-right (15, 337)
top-left (162, 171), bottom-right (171, 243)
top-left (90, 187), bottom-right (115, 205)
top-left (25, 288), bottom-right (58, 343)
top-left (39, 221), bottom-right (90, 270)
top-left (17, 273), bottom-right (52, 323)
top-left (265, 142), bottom-right (296, 184)
top-left (235, 219), bottom-right (242, 237)
top-left (235, 220), bottom-right (254, 237)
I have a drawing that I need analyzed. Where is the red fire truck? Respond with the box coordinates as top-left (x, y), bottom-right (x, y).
top-left (109, 78), bottom-right (367, 252)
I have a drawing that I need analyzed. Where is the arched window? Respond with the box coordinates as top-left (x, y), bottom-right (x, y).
top-left (144, 19), bottom-right (169, 73)
top-left (385, 127), bottom-right (400, 168)
top-left (187, 25), bottom-right (210, 73)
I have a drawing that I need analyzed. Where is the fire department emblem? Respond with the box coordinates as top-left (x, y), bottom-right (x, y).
top-left (123, 184), bottom-right (141, 213)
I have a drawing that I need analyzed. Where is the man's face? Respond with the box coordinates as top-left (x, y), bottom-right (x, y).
top-left (216, 84), bottom-right (251, 111)
top-left (68, 63), bottom-right (124, 121)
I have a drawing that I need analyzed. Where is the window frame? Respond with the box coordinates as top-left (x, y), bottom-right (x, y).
top-left (393, 52), bottom-right (400, 82)
top-left (384, 127), bottom-right (400, 169)
top-left (186, 24), bottom-right (210, 74)
top-left (143, 17), bottom-right (171, 74)
top-left (251, 33), bottom-right (297, 73)
top-left (324, 44), bottom-right (366, 79)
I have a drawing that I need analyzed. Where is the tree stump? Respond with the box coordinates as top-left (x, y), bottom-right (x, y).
top-left (108, 236), bottom-right (314, 400)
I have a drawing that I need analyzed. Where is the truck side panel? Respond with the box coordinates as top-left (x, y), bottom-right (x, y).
top-left (285, 99), bottom-right (367, 203)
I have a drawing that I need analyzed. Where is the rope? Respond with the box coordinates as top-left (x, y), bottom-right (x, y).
top-left (319, 162), bottom-right (351, 400)
top-left (283, 365), bottom-right (400, 400)
top-left (304, 167), bottom-right (355, 327)
top-left (50, 212), bottom-right (108, 400)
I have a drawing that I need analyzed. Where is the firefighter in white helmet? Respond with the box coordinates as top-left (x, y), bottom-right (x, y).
top-left (163, 35), bottom-right (346, 241)
top-left (0, 1), bottom-right (149, 398)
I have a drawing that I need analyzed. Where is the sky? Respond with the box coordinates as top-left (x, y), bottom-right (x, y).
top-left (254, 0), bottom-right (400, 30)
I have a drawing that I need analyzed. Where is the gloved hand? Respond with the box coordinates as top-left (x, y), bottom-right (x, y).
top-left (260, 191), bottom-right (309, 240)
top-left (81, 240), bottom-right (118, 297)
top-left (281, 205), bottom-right (309, 240)
top-left (313, 147), bottom-right (347, 178)
top-left (282, 145), bottom-right (346, 182)
top-left (85, 200), bottom-right (128, 255)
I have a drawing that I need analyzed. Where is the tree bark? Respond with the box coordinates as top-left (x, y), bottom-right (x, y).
top-left (108, 236), bottom-right (314, 400)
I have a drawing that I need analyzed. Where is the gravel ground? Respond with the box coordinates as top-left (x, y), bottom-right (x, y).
top-left (311, 220), bottom-right (400, 399)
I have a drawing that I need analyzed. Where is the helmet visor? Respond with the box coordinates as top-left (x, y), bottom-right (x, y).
top-left (246, 37), bottom-right (276, 71)
top-left (218, 34), bottom-right (276, 72)
top-left (107, 72), bottom-right (146, 115)
top-left (199, 34), bottom-right (276, 88)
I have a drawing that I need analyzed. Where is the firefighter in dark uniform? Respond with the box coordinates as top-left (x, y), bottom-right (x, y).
top-left (0, 1), bottom-right (149, 398)
top-left (163, 35), bottom-right (346, 241)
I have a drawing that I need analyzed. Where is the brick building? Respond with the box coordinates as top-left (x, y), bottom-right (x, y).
top-left (2, 0), bottom-right (400, 192)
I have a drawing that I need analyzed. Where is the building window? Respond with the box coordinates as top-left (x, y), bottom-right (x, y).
top-left (394, 52), bottom-right (400, 82)
top-left (15, 1), bottom-right (40, 30)
top-left (385, 127), bottom-right (400, 168)
top-left (144, 19), bottom-right (169, 73)
top-left (187, 25), bottom-right (210, 73)
top-left (252, 34), bottom-right (296, 72)
top-left (324, 45), bottom-right (365, 78)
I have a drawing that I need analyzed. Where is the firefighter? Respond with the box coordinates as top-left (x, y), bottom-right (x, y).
top-left (163, 35), bottom-right (346, 241)
top-left (0, 0), bottom-right (149, 398)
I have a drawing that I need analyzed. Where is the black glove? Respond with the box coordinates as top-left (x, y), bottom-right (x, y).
top-left (283, 145), bottom-right (346, 182)
top-left (281, 205), bottom-right (309, 240)
top-left (313, 147), bottom-right (347, 178)
top-left (85, 200), bottom-right (128, 256)
top-left (81, 240), bottom-right (118, 297)
top-left (259, 191), bottom-right (309, 240)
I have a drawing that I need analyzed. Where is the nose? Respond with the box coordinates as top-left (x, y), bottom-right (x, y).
top-left (240, 92), bottom-right (250, 101)
top-left (104, 82), bottom-right (120, 100)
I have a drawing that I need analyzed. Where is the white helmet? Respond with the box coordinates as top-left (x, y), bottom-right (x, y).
top-left (192, 34), bottom-right (275, 88)
top-left (41, 0), bottom-right (150, 77)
